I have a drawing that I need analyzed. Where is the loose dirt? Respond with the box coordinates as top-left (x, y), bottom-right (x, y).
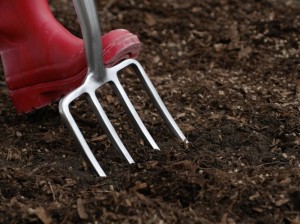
top-left (0, 0), bottom-right (300, 223)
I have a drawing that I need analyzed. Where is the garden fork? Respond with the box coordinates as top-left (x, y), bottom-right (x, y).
top-left (59, 0), bottom-right (188, 177)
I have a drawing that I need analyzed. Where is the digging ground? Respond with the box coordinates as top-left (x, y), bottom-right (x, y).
top-left (0, 0), bottom-right (300, 223)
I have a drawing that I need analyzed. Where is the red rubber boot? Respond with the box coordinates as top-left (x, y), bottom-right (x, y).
top-left (0, 0), bottom-right (141, 113)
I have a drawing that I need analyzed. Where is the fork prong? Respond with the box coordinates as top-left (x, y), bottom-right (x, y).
top-left (59, 96), bottom-right (107, 177)
top-left (88, 92), bottom-right (135, 164)
top-left (130, 60), bottom-right (188, 143)
top-left (108, 71), bottom-right (160, 150)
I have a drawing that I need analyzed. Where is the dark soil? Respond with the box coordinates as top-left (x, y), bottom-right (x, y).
top-left (1, 0), bottom-right (300, 223)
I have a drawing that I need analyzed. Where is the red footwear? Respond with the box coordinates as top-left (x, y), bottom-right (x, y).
top-left (102, 29), bottom-right (142, 68)
top-left (0, 0), bottom-right (141, 113)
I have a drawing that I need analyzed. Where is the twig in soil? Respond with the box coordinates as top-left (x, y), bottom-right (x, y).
top-left (257, 161), bottom-right (285, 167)
top-left (296, 79), bottom-right (300, 97)
top-left (103, 0), bottom-right (117, 10)
top-left (27, 162), bottom-right (57, 175)
top-left (48, 181), bottom-right (56, 201)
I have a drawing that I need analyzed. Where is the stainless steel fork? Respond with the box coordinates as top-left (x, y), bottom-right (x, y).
top-left (59, 0), bottom-right (188, 177)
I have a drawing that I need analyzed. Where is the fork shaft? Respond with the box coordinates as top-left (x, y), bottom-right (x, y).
top-left (73, 0), bottom-right (105, 81)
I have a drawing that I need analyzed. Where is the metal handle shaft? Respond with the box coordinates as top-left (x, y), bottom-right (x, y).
top-left (73, 0), bottom-right (106, 81)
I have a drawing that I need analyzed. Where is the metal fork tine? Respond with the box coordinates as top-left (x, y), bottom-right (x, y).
top-left (87, 92), bottom-right (135, 164)
top-left (131, 60), bottom-right (188, 143)
top-left (107, 59), bottom-right (188, 143)
top-left (108, 72), bottom-right (160, 150)
top-left (60, 89), bottom-right (107, 177)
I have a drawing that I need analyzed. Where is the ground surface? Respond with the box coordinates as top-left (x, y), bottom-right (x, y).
top-left (0, 0), bottom-right (300, 223)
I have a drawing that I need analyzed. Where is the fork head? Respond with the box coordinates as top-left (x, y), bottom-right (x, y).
top-left (59, 0), bottom-right (187, 177)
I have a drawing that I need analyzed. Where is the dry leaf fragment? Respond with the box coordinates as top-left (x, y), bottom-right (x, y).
top-left (176, 112), bottom-right (186, 119)
top-left (209, 113), bottom-right (222, 120)
top-left (228, 22), bottom-right (240, 49)
top-left (28, 207), bottom-right (53, 224)
top-left (146, 161), bottom-right (159, 168)
top-left (249, 191), bottom-right (260, 201)
top-left (214, 43), bottom-right (224, 53)
top-left (252, 207), bottom-right (264, 213)
top-left (180, 124), bottom-right (195, 132)
top-left (10, 197), bottom-right (25, 208)
top-left (294, 137), bottom-right (300, 145)
top-left (280, 177), bottom-right (292, 186)
top-left (91, 134), bottom-right (107, 142)
top-left (145, 13), bottom-right (156, 26)
top-left (286, 215), bottom-right (300, 224)
top-left (296, 79), bottom-right (300, 97)
top-left (135, 192), bottom-right (156, 206)
top-left (106, 95), bottom-right (114, 104)
top-left (134, 182), bottom-right (148, 191)
top-left (77, 198), bottom-right (88, 220)
top-left (173, 160), bottom-right (197, 171)
top-left (275, 198), bottom-right (289, 207)
top-left (238, 46), bottom-right (252, 60)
